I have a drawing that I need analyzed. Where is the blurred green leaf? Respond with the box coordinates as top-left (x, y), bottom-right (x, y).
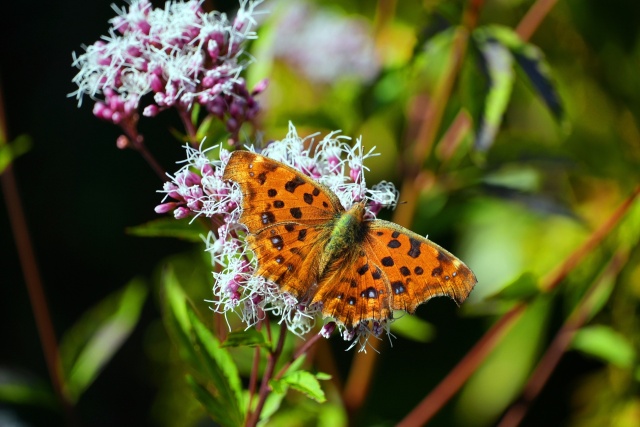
top-left (162, 268), bottom-right (244, 426)
top-left (222, 329), bottom-right (270, 349)
top-left (488, 272), bottom-right (540, 301)
top-left (162, 268), bottom-right (200, 367)
top-left (275, 371), bottom-right (326, 403)
top-left (390, 313), bottom-right (436, 343)
top-left (473, 35), bottom-right (515, 151)
top-left (0, 369), bottom-right (56, 408)
top-left (127, 217), bottom-right (207, 242)
top-left (572, 325), bottom-right (636, 369)
top-left (59, 278), bottom-right (148, 402)
top-left (315, 372), bottom-right (331, 381)
top-left (188, 310), bottom-right (244, 422)
top-left (260, 387), bottom-right (287, 421)
top-left (0, 134), bottom-right (32, 173)
top-left (476, 25), bottom-right (563, 120)
top-left (185, 374), bottom-right (238, 426)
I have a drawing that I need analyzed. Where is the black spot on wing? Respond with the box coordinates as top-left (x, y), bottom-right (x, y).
top-left (408, 238), bottom-right (421, 258)
top-left (381, 256), bottom-right (394, 267)
top-left (257, 172), bottom-right (267, 185)
top-left (285, 176), bottom-right (305, 193)
top-left (261, 211), bottom-right (276, 225)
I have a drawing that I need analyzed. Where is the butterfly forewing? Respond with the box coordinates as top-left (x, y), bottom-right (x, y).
top-left (365, 221), bottom-right (477, 313)
top-left (247, 223), bottom-right (328, 298)
top-left (223, 151), bottom-right (343, 233)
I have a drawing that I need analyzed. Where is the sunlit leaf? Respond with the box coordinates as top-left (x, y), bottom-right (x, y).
top-left (277, 371), bottom-right (326, 403)
top-left (127, 217), bottom-right (207, 242)
top-left (473, 29), bottom-right (515, 151)
top-left (222, 329), bottom-right (270, 348)
top-left (572, 325), bottom-right (636, 369)
top-left (260, 386), bottom-right (287, 421)
top-left (488, 272), bottom-right (540, 301)
top-left (0, 135), bottom-right (32, 173)
top-left (60, 279), bottom-right (148, 402)
top-left (390, 313), bottom-right (436, 343)
top-left (477, 25), bottom-right (563, 120)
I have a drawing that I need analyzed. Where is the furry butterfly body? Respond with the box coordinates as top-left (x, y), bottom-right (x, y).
top-left (223, 150), bottom-right (477, 329)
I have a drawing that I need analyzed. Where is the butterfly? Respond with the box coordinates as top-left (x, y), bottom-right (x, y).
top-left (223, 150), bottom-right (477, 330)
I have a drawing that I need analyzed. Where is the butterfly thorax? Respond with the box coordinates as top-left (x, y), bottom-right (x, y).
top-left (318, 202), bottom-right (369, 278)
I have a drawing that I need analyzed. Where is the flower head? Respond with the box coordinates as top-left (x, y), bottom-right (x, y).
top-left (271, 2), bottom-right (380, 83)
top-left (71, 0), bottom-right (266, 141)
top-left (156, 123), bottom-right (399, 350)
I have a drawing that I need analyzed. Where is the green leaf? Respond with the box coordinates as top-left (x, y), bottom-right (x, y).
top-left (0, 369), bottom-right (56, 408)
top-left (188, 310), bottom-right (244, 423)
top-left (315, 372), bottom-right (331, 381)
top-left (162, 268), bottom-right (201, 368)
top-left (476, 25), bottom-right (563, 120)
top-left (472, 30), bottom-right (515, 151)
top-left (186, 375), bottom-right (238, 427)
top-left (260, 387), bottom-right (287, 421)
top-left (222, 329), bottom-right (270, 348)
top-left (269, 378), bottom-right (288, 395)
top-left (572, 325), bottom-right (636, 369)
top-left (161, 268), bottom-right (244, 426)
top-left (390, 313), bottom-right (435, 343)
top-left (127, 217), bottom-right (208, 242)
top-left (488, 272), bottom-right (540, 301)
top-left (278, 370), bottom-right (326, 403)
top-left (0, 134), bottom-right (32, 173)
top-left (59, 279), bottom-right (148, 402)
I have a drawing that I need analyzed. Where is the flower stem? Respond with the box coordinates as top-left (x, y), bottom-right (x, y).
top-left (246, 321), bottom-right (287, 427)
top-left (0, 85), bottom-right (78, 425)
top-left (497, 250), bottom-right (629, 427)
top-left (130, 136), bottom-right (167, 181)
top-left (516, 0), bottom-right (559, 41)
top-left (275, 330), bottom-right (325, 380)
top-left (178, 108), bottom-right (198, 144)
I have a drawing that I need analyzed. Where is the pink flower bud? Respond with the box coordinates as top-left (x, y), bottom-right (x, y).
top-left (143, 104), bottom-right (159, 117)
top-left (174, 206), bottom-right (190, 219)
top-left (155, 202), bottom-right (179, 214)
top-left (320, 322), bottom-right (337, 338)
top-left (252, 78), bottom-right (269, 95)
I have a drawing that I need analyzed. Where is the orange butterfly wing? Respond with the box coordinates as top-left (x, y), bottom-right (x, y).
top-left (223, 150), bottom-right (343, 298)
top-left (311, 248), bottom-right (392, 328)
top-left (364, 221), bottom-right (476, 313)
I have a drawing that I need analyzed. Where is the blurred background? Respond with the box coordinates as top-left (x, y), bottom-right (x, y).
top-left (1, 0), bottom-right (640, 426)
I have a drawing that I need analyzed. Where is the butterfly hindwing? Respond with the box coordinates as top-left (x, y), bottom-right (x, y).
top-left (223, 151), bottom-right (343, 233)
top-left (365, 221), bottom-right (477, 313)
top-left (312, 249), bottom-right (392, 327)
